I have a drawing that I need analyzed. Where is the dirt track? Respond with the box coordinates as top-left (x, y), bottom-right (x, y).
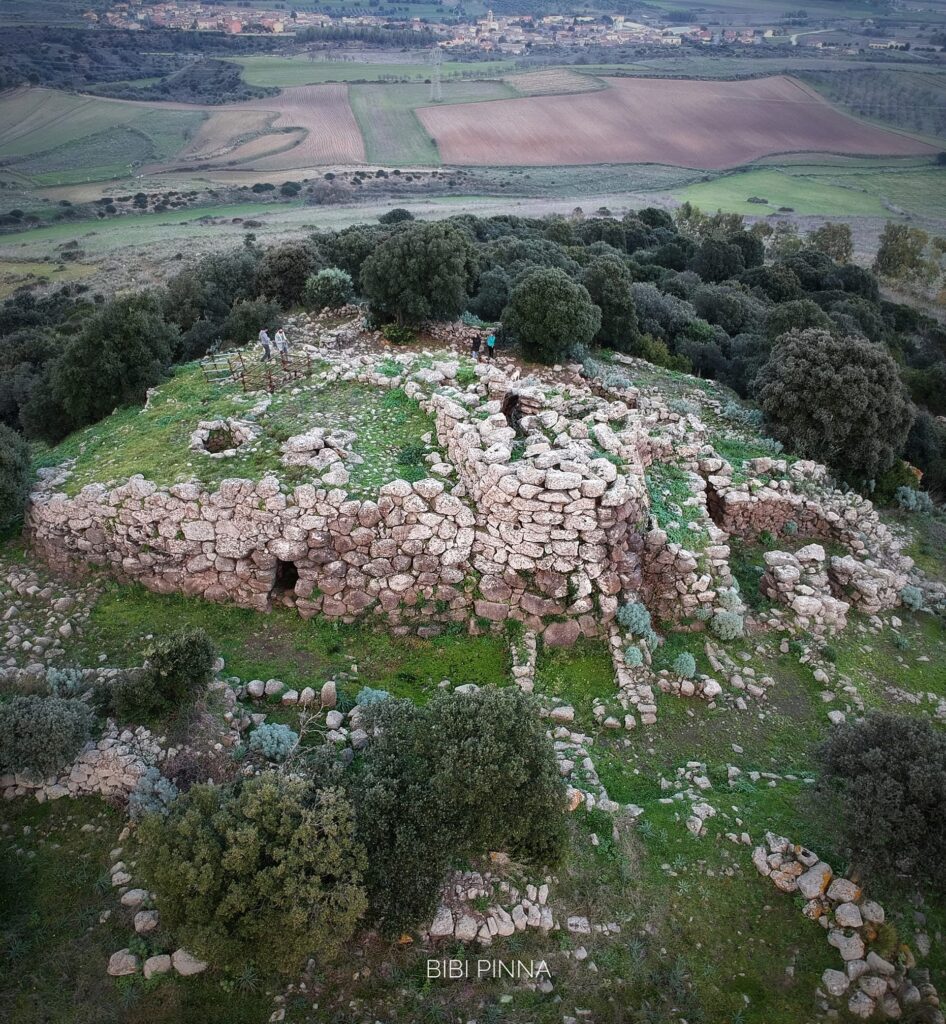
top-left (417, 75), bottom-right (937, 169)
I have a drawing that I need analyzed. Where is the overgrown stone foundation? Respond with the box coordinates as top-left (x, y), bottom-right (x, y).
top-left (25, 328), bottom-right (933, 644)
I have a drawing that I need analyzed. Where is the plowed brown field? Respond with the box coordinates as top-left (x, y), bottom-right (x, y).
top-left (236, 83), bottom-right (365, 168)
top-left (417, 75), bottom-right (936, 168)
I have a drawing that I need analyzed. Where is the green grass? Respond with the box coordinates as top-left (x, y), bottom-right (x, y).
top-left (232, 56), bottom-right (516, 88)
top-left (35, 366), bottom-right (440, 499)
top-left (901, 513), bottom-right (946, 582)
top-left (675, 160), bottom-right (946, 220)
top-left (675, 167), bottom-right (889, 217)
top-left (64, 580), bottom-right (510, 704)
top-left (645, 462), bottom-right (710, 550)
top-left (0, 91), bottom-right (202, 185)
top-left (832, 610), bottom-right (946, 703)
top-left (0, 798), bottom-right (274, 1024)
top-left (349, 80), bottom-right (516, 166)
top-left (534, 637), bottom-right (616, 729)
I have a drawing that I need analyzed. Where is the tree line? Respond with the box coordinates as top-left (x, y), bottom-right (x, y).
top-left (1, 207), bottom-right (945, 532)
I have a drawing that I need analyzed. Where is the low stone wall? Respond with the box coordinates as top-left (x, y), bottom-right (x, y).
top-left (1, 723), bottom-right (160, 802)
top-left (29, 473), bottom-right (477, 630)
top-left (761, 545), bottom-right (851, 633)
top-left (702, 457), bottom-right (903, 564)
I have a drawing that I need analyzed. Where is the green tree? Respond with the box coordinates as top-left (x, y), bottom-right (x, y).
top-left (256, 241), bottom-right (321, 307)
top-left (581, 255), bottom-right (638, 350)
top-left (353, 688), bottom-right (567, 935)
top-left (139, 774), bottom-right (367, 974)
top-left (303, 267), bottom-right (353, 310)
top-left (873, 222), bottom-right (938, 284)
top-left (806, 222), bottom-right (853, 264)
top-left (502, 267), bottom-right (601, 364)
top-left (756, 328), bottom-right (913, 482)
top-left (378, 207), bottom-right (414, 224)
top-left (690, 237), bottom-right (745, 283)
top-left (45, 293), bottom-right (178, 440)
top-left (360, 221), bottom-right (474, 325)
top-left (0, 421), bottom-right (31, 531)
top-left (818, 713), bottom-right (946, 888)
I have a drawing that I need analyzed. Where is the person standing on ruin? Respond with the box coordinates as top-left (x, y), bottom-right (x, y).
top-left (258, 327), bottom-right (272, 361)
top-left (471, 332), bottom-right (481, 362)
top-left (486, 330), bottom-right (496, 360)
top-left (274, 327), bottom-right (290, 358)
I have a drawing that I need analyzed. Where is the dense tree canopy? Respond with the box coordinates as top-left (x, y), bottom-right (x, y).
top-left (502, 267), bottom-right (601, 363)
top-left (756, 328), bottom-right (914, 482)
top-left (360, 221), bottom-right (474, 325)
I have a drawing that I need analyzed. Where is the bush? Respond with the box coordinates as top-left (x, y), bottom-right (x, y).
top-left (352, 688), bottom-right (567, 935)
top-left (617, 600), bottom-right (652, 635)
top-left (32, 293), bottom-right (178, 443)
top-left (755, 328), bottom-right (914, 483)
top-left (900, 585), bottom-right (924, 611)
top-left (817, 713), bottom-right (946, 886)
top-left (378, 208), bottom-right (414, 225)
top-left (248, 722), bottom-right (298, 762)
top-left (146, 627), bottom-right (215, 708)
top-left (303, 267), bottom-right (353, 310)
top-left (101, 628), bottom-right (216, 721)
top-left (672, 652), bottom-right (697, 679)
top-left (0, 695), bottom-right (92, 778)
top-left (501, 267), bottom-right (600, 365)
top-left (0, 421), bottom-right (32, 531)
top-left (139, 774), bottom-right (367, 973)
top-left (128, 767), bottom-right (179, 821)
top-left (44, 666), bottom-right (84, 697)
top-left (711, 610), bottom-right (744, 641)
top-left (356, 686), bottom-right (391, 706)
top-left (624, 646), bottom-right (644, 668)
top-left (895, 486), bottom-right (934, 514)
top-left (381, 323), bottom-right (417, 345)
top-left (220, 297), bottom-right (281, 347)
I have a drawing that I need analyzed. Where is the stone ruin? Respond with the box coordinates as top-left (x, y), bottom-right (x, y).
top-left (188, 418), bottom-right (260, 458)
top-left (25, 328), bottom-right (930, 650)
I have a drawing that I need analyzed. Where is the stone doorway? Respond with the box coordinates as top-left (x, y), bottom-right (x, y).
top-left (272, 559), bottom-right (300, 600)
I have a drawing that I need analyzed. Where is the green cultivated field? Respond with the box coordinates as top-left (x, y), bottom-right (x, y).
top-left (233, 55), bottom-right (515, 87)
top-left (675, 160), bottom-right (946, 219)
top-left (350, 79), bottom-right (516, 166)
top-left (0, 89), bottom-right (203, 186)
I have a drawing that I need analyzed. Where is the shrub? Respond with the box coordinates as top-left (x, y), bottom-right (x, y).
top-left (501, 267), bottom-right (600, 365)
top-left (356, 686), bottom-right (391, 706)
top-left (895, 486), bottom-right (934, 514)
top-left (755, 328), bottom-right (914, 483)
top-left (900, 585), bottom-right (924, 611)
top-left (0, 422), bottom-right (31, 531)
top-left (97, 670), bottom-right (162, 721)
top-left (711, 610), bottom-right (744, 641)
top-left (0, 695), bottom-right (92, 778)
top-left (303, 268), bottom-right (353, 310)
top-left (128, 767), bottom-right (179, 821)
top-left (672, 652), bottom-right (697, 679)
top-left (220, 297), bottom-right (281, 347)
top-left (817, 713), bottom-right (946, 886)
top-left (146, 627), bottom-right (216, 708)
top-left (381, 323), bottom-right (417, 346)
top-left (139, 774), bottom-right (367, 973)
top-left (378, 208), bottom-right (414, 224)
top-left (617, 601), bottom-right (652, 635)
top-left (352, 688), bottom-right (567, 935)
top-left (248, 722), bottom-right (298, 762)
top-left (624, 646), bottom-right (644, 668)
top-left (45, 666), bottom-right (84, 697)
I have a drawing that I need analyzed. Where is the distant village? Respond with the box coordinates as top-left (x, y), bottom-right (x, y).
top-left (87, 1), bottom-right (840, 53)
